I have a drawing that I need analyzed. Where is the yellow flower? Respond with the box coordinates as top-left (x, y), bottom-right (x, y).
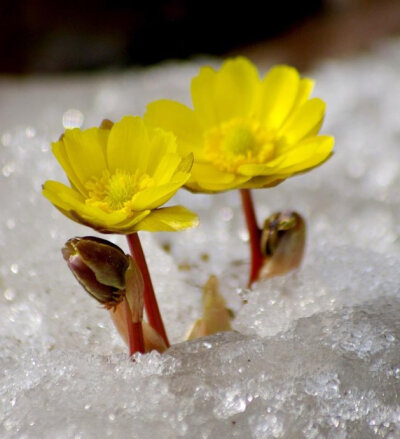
top-left (43, 116), bottom-right (198, 233)
top-left (145, 57), bottom-right (334, 192)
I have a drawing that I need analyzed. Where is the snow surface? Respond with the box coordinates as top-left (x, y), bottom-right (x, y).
top-left (2, 40), bottom-right (400, 438)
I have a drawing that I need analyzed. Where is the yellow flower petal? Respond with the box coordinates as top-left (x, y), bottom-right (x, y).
top-left (131, 173), bottom-right (190, 210)
top-left (191, 58), bottom-right (260, 128)
top-left (191, 163), bottom-right (236, 184)
top-left (241, 175), bottom-right (284, 189)
top-left (43, 183), bottom-right (105, 228)
top-left (151, 153), bottom-right (182, 184)
top-left (293, 78), bottom-right (314, 110)
top-left (63, 127), bottom-right (108, 185)
top-left (43, 181), bottom-right (115, 228)
top-left (107, 116), bottom-right (151, 173)
top-left (52, 140), bottom-right (87, 196)
top-left (256, 65), bottom-right (300, 131)
top-left (150, 151), bottom-right (192, 187)
top-left (191, 66), bottom-right (219, 128)
top-left (145, 128), bottom-right (179, 175)
top-left (176, 153), bottom-right (194, 174)
top-left (278, 98), bottom-right (326, 147)
top-left (239, 135), bottom-right (333, 177)
top-left (213, 57), bottom-right (259, 122)
top-left (43, 180), bottom-right (130, 229)
top-left (275, 135), bottom-right (334, 175)
top-left (42, 180), bottom-right (82, 222)
top-left (188, 162), bottom-right (250, 192)
top-left (98, 210), bottom-right (151, 234)
top-left (145, 100), bottom-right (205, 159)
top-left (43, 180), bottom-right (84, 206)
top-left (237, 158), bottom-right (286, 177)
top-left (134, 206), bottom-right (199, 232)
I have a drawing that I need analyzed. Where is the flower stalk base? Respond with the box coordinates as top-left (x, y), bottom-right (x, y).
top-left (127, 233), bottom-right (170, 348)
top-left (240, 189), bottom-right (263, 287)
top-left (122, 296), bottom-right (145, 356)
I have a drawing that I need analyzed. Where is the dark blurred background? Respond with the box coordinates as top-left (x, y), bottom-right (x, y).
top-left (0, 0), bottom-right (400, 74)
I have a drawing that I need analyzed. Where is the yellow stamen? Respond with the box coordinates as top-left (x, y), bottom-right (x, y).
top-left (204, 119), bottom-right (276, 173)
top-left (85, 169), bottom-right (155, 213)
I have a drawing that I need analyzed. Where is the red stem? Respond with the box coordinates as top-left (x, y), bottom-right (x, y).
top-left (240, 189), bottom-right (263, 287)
top-left (122, 296), bottom-right (145, 356)
top-left (127, 233), bottom-right (170, 348)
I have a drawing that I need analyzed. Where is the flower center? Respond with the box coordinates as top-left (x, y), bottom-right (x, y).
top-left (204, 119), bottom-right (276, 173)
top-left (85, 169), bottom-right (154, 212)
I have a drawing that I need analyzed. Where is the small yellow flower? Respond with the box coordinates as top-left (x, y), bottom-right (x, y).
top-left (43, 116), bottom-right (198, 233)
top-left (145, 57), bottom-right (334, 192)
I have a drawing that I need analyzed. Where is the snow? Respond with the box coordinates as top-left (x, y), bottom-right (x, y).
top-left (2, 40), bottom-right (400, 438)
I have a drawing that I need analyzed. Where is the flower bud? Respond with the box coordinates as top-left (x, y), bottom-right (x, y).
top-left (62, 236), bottom-right (130, 309)
top-left (99, 119), bottom-right (113, 130)
top-left (259, 211), bottom-right (306, 279)
top-left (186, 275), bottom-right (232, 340)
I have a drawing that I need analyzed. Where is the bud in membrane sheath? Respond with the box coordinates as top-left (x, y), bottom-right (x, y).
top-left (186, 275), bottom-right (232, 340)
top-left (62, 236), bottom-right (130, 309)
top-left (259, 211), bottom-right (306, 279)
